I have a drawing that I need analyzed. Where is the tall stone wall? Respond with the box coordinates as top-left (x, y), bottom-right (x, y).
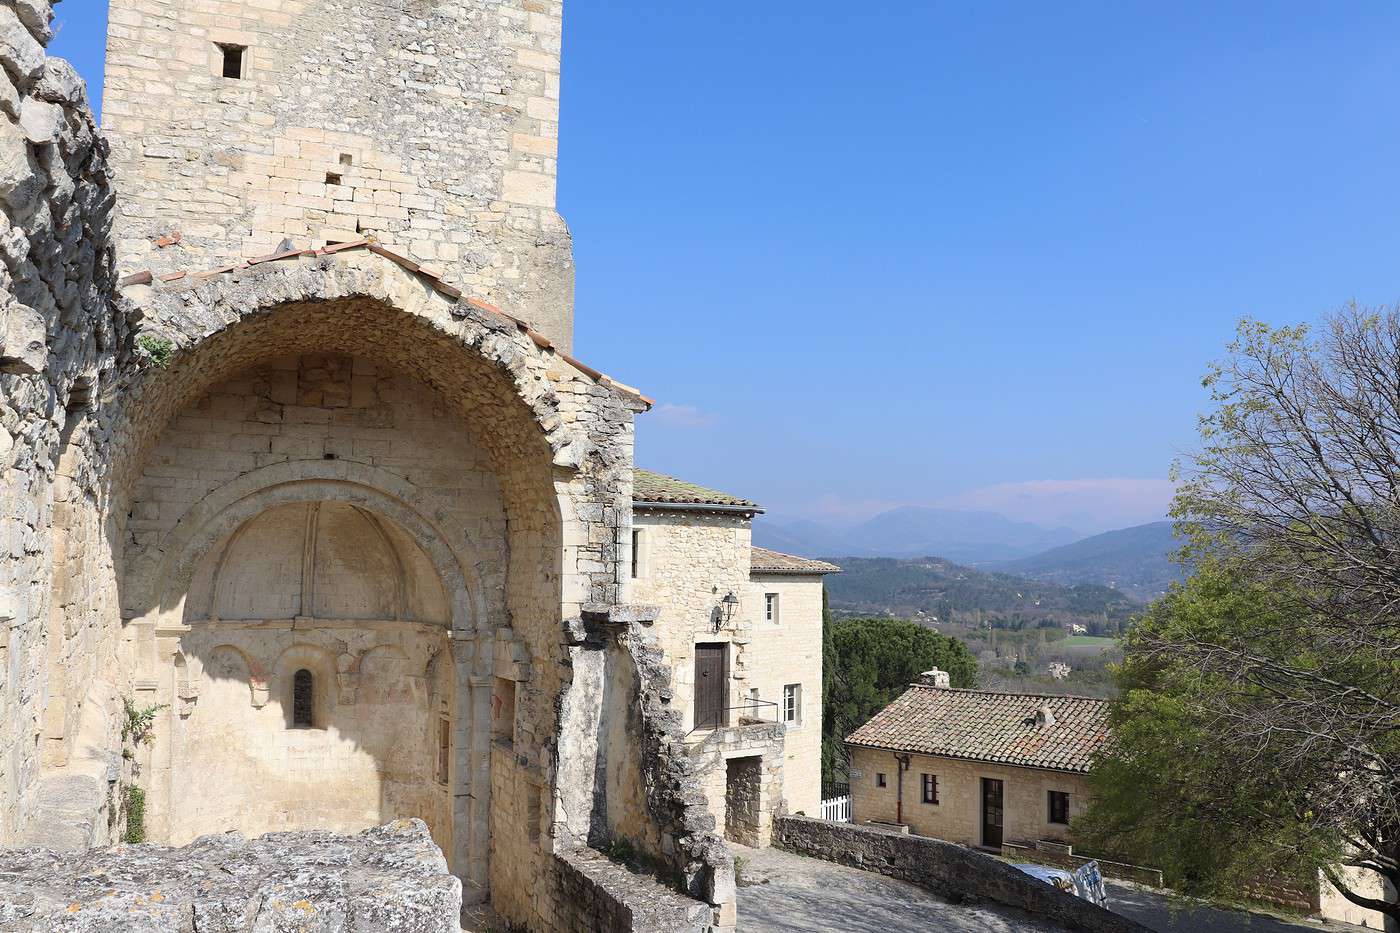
top-left (102, 0), bottom-right (575, 348)
top-left (0, 0), bottom-right (127, 848)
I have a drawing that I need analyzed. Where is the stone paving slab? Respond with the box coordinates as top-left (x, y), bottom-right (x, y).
top-left (734, 843), bottom-right (1377, 933)
top-left (734, 844), bottom-right (1071, 933)
top-left (1105, 881), bottom-right (1372, 933)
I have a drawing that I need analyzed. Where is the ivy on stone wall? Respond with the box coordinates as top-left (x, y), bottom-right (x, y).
top-left (121, 786), bottom-right (146, 844)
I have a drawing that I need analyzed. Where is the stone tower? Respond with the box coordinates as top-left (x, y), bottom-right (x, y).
top-left (102, 0), bottom-right (574, 348)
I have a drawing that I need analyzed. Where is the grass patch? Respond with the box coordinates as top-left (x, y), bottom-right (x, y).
top-left (1061, 635), bottom-right (1119, 649)
top-left (136, 335), bottom-right (175, 368)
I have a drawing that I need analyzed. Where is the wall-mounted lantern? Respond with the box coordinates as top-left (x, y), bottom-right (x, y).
top-left (714, 590), bottom-right (739, 632)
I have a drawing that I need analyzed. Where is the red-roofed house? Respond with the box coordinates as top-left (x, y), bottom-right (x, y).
top-left (845, 670), bottom-right (1111, 850)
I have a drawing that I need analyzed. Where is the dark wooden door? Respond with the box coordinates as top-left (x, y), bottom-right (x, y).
top-left (694, 643), bottom-right (727, 730)
top-left (982, 777), bottom-right (1004, 848)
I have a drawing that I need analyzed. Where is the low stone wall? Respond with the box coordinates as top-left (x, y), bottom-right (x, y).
top-left (1002, 842), bottom-right (1165, 887)
top-left (775, 815), bottom-right (1151, 933)
top-left (0, 818), bottom-right (460, 931)
top-left (553, 847), bottom-right (714, 933)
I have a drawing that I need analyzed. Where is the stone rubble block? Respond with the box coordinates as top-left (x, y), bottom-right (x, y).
top-left (0, 6), bottom-right (42, 89)
top-left (0, 819), bottom-right (462, 932)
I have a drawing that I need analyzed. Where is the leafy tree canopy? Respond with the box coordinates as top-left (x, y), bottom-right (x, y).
top-left (1075, 557), bottom-right (1345, 899)
top-left (821, 616), bottom-right (977, 795)
top-left (1082, 309), bottom-right (1400, 922)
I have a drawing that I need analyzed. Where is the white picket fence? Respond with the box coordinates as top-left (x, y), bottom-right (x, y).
top-left (820, 794), bottom-right (851, 823)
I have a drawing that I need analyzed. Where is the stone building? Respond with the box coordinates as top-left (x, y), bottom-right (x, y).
top-left (630, 471), bottom-right (837, 847)
top-left (0, 0), bottom-right (833, 929)
top-left (846, 671), bottom-right (1109, 851)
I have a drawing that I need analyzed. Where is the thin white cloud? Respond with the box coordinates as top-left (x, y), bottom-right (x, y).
top-left (648, 403), bottom-right (718, 429)
top-left (938, 478), bottom-right (1175, 534)
top-left (784, 477), bottom-right (1174, 534)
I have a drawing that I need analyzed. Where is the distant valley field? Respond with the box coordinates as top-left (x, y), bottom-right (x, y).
top-left (824, 555), bottom-right (1140, 629)
top-left (823, 555), bottom-right (1138, 698)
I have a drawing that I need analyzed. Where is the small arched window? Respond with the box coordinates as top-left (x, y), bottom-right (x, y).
top-left (292, 669), bottom-right (314, 727)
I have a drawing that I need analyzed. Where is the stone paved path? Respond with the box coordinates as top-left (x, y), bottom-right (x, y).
top-left (1105, 881), bottom-right (1371, 933)
top-left (734, 844), bottom-right (1071, 933)
top-left (735, 843), bottom-right (1376, 933)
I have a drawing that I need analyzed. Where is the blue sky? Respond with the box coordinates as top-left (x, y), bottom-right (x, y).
top-left (53, 2), bottom-right (1400, 533)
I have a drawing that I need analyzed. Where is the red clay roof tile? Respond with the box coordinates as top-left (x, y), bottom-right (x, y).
top-left (845, 685), bottom-right (1111, 773)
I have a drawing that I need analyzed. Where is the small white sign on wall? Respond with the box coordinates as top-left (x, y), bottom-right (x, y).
top-left (850, 768), bottom-right (864, 780)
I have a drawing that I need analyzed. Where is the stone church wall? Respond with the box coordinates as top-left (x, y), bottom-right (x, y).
top-left (0, 0), bottom-right (127, 849)
top-left (103, 0), bottom-right (575, 348)
top-left (0, 4), bottom-right (741, 925)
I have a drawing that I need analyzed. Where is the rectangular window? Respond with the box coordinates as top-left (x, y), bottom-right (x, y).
top-left (631, 528), bottom-right (642, 579)
top-left (876, 772), bottom-right (887, 788)
top-left (765, 592), bottom-right (779, 623)
top-left (1048, 790), bottom-right (1070, 825)
top-left (921, 773), bottom-right (938, 804)
top-left (218, 43), bottom-right (245, 79)
top-left (782, 683), bottom-right (801, 723)
top-left (492, 678), bottom-right (516, 745)
top-left (527, 782), bottom-right (542, 842)
top-left (436, 717), bottom-right (450, 785)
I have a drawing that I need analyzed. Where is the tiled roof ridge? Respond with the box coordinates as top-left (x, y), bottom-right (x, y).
top-left (749, 546), bottom-right (841, 575)
top-left (908, 684), bottom-right (1109, 704)
top-left (116, 240), bottom-right (653, 406)
top-left (845, 681), bottom-right (1112, 773)
top-left (633, 468), bottom-right (761, 510)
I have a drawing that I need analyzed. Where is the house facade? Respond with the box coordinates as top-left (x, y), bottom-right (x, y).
top-left (630, 471), bottom-right (837, 846)
top-left (845, 670), bottom-right (1108, 850)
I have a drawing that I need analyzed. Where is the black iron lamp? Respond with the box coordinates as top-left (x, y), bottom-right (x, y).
top-left (716, 588), bottom-right (739, 633)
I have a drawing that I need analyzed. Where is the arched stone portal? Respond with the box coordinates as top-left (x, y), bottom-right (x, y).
top-left (110, 252), bottom-right (652, 917)
top-left (122, 353), bottom-right (518, 897)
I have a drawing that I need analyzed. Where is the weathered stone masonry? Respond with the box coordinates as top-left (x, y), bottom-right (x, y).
top-left (0, 0), bottom-right (127, 850)
top-left (0, 2), bottom-right (741, 929)
top-left (103, 0), bottom-right (574, 348)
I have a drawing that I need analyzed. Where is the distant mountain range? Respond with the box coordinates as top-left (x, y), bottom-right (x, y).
top-left (754, 506), bottom-right (1080, 564)
top-left (754, 510), bottom-right (1181, 602)
top-left (989, 521), bottom-right (1183, 601)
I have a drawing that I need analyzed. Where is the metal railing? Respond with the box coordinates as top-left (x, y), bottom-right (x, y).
top-left (688, 698), bottom-right (779, 736)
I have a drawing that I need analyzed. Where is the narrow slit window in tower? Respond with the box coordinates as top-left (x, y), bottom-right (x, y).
top-left (219, 44), bottom-right (245, 79)
top-left (292, 669), bottom-right (314, 727)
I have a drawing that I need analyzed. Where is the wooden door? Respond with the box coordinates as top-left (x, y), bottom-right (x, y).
top-left (982, 777), bottom-right (1004, 848)
top-left (694, 643), bottom-right (727, 730)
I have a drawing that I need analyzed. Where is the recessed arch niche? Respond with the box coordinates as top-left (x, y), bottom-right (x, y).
top-left (161, 497), bottom-right (459, 850)
top-left (185, 500), bottom-right (451, 626)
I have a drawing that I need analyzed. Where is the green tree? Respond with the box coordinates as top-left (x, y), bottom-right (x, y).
top-left (821, 616), bottom-right (977, 796)
top-left (1076, 558), bottom-right (1342, 899)
top-left (1081, 309), bottom-right (1400, 922)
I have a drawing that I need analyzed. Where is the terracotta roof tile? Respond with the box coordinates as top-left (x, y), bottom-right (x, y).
top-left (633, 469), bottom-right (760, 511)
top-left (845, 685), bottom-right (1111, 773)
top-left (750, 547), bottom-right (840, 575)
